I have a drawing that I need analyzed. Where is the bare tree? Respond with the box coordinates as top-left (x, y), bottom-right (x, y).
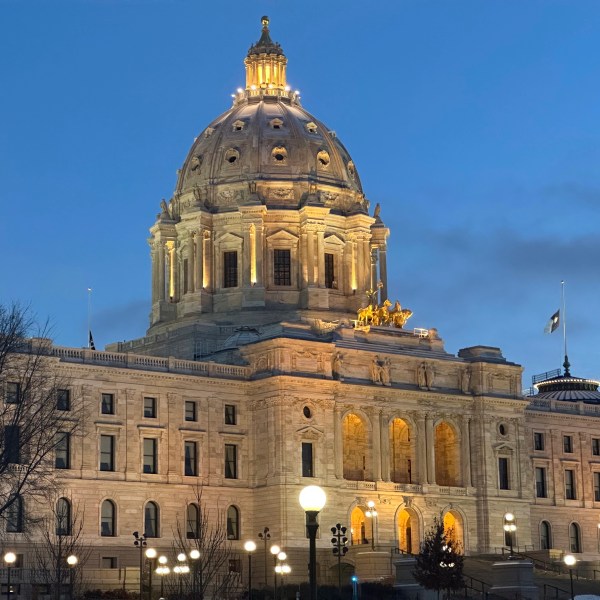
top-left (172, 485), bottom-right (242, 600)
top-left (0, 302), bottom-right (79, 530)
top-left (31, 497), bottom-right (92, 600)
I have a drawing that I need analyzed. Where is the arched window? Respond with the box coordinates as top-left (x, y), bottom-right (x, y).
top-left (390, 418), bottom-right (414, 484)
top-left (540, 521), bottom-right (552, 550)
top-left (144, 502), bottom-right (159, 538)
top-left (6, 495), bottom-right (23, 533)
top-left (101, 500), bottom-right (116, 537)
top-left (434, 422), bottom-right (460, 487)
top-left (187, 504), bottom-right (200, 539)
top-left (226, 506), bottom-right (239, 540)
top-left (342, 413), bottom-right (370, 481)
top-left (56, 498), bottom-right (72, 536)
top-left (569, 522), bottom-right (581, 553)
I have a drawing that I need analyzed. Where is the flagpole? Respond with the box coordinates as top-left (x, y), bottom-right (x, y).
top-left (561, 280), bottom-right (570, 376)
top-left (87, 288), bottom-right (92, 349)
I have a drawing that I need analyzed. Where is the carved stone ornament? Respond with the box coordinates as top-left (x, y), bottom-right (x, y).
top-left (370, 355), bottom-right (391, 386)
top-left (190, 154), bottom-right (203, 171)
top-left (268, 187), bottom-right (294, 200)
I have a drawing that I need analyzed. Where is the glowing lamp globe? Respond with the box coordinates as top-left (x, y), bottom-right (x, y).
top-left (190, 549), bottom-right (200, 560)
top-left (3, 553), bottom-right (16, 565)
top-left (146, 548), bottom-right (157, 559)
top-left (564, 554), bottom-right (576, 567)
top-left (299, 485), bottom-right (326, 512)
top-left (270, 545), bottom-right (280, 556)
top-left (244, 540), bottom-right (257, 552)
top-left (67, 555), bottom-right (78, 566)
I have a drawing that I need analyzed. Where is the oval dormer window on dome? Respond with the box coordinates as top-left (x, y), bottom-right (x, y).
top-left (224, 148), bottom-right (240, 164)
top-left (232, 120), bottom-right (246, 132)
top-left (317, 150), bottom-right (330, 168)
top-left (306, 122), bottom-right (318, 134)
top-left (269, 118), bottom-right (284, 130)
top-left (272, 146), bottom-right (287, 164)
top-left (347, 160), bottom-right (356, 181)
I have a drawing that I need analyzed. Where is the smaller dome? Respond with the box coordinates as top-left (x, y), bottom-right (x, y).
top-left (532, 372), bottom-right (600, 403)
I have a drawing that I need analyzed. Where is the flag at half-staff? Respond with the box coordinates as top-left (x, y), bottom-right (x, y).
top-left (544, 310), bottom-right (560, 334)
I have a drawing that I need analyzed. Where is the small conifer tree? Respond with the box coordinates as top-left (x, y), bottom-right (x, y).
top-left (413, 516), bottom-right (464, 600)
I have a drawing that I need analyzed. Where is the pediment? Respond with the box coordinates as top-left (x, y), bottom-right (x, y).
top-left (216, 231), bottom-right (243, 244)
top-left (266, 229), bottom-right (299, 243)
top-left (324, 233), bottom-right (345, 247)
top-left (492, 442), bottom-right (514, 454)
top-left (295, 425), bottom-right (324, 440)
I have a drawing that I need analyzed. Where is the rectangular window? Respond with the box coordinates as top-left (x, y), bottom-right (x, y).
top-left (185, 401), bottom-right (197, 422)
top-left (535, 467), bottom-right (547, 498)
top-left (565, 469), bottom-right (576, 500)
top-left (324, 253), bottom-right (335, 289)
top-left (594, 472), bottom-right (600, 502)
top-left (563, 435), bottom-right (573, 453)
top-left (143, 397), bottom-right (157, 418)
top-left (229, 559), bottom-right (242, 573)
top-left (143, 438), bottom-right (157, 474)
top-left (592, 438), bottom-right (600, 456)
top-left (56, 389), bottom-right (70, 411)
top-left (101, 393), bottom-right (115, 415)
top-left (223, 251), bottom-right (238, 288)
top-left (184, 441), bottom-right (198, 476)
top-left (302, 442), bottom-right (314, 477)
top-left (534, 432), bottom-right (544, 451)
top-left (224, 444), bottom-right (237, 479)
top-left (273, 249), bottom-right (291, 286)
top-left (224, 404), bottom-right (236, 425)
top-left (100, 435), bottom-right (115, 471)
top-left (102, 557), bottom-right (118, 569)
top-left (55, 432), bottom-right (70, 469)
top-left (4, 425), bottom-right (20, 465)
top-left (498, 457), bottom-right (510, 490)
top-left (5, 382), bottom-right (21, 404)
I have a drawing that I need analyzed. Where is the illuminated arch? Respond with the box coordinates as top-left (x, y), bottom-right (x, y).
top-left (389, 417), bottom-right (415, 484)
top-left (342, 412), bottom-right (371, 481)
top-left (434, 421), bottom-right (460, 486)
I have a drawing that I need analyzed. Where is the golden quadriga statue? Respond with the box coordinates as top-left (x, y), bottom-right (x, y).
top-left (356, 299), bottom-right (413, 329)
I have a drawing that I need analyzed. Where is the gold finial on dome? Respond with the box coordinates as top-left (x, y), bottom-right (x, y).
top-left (245, 16), bottom-right (288, 92)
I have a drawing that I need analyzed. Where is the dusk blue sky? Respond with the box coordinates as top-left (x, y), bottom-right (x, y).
top-left (1, 1), bottom-right (599, 387)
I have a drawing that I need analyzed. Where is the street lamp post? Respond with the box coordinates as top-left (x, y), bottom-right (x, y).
top-left (156, 556), bottom-right (168, 599)
top-left (365, 501), bottom-right (378, 551)
top-left (270, 545), bottom-right (280, 595)
top-left (133, 531), bottom-right (148, 599)
top-left (564, 554), bottom-right (576, 600)
top-left (189, 548), bottom-right (201, 600)
top-left (331, 523), bottom-right (348, 595)
top-left (258, 527), bottom-right (271, 587)
top-left (299, 485), bottom-right (327, 600)
top-left (503, 513), bottom-right (516, 558)
top-left (66, 555), bottom-right (78, 600)
top-left (277, 564), bottom-right (291, 598)
top-left (174, 555), bottom-right (190, 599)
top-left (4, 552), bottom-right (16, 600)
top-left (145, 548), bottom-right (157, 600)
top-left (274, 551), bottom-right (286, 600)
top-left (244, 540), bottom-right (257, 600)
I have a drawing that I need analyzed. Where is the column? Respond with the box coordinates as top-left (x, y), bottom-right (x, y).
top-left (158, 243), bottom-right (166, 301)
top-left (151, 244), bottom-right (159, 304)
top-left (461, 416), bottom-right (472, 487)
top-left (425, 415), bottom-right (436, 485)
top-left (202, 232), bottom-right (210, 290)
top-left (186, 236), bottom-right (194, 294)
top-left (334, 406), bottom-right (344, 479)
top-left (371, 408), bottom-right (381, 481)
top-left (255, 223), bottom-right (264, 286)
top-left (356, 237), bottom-right (364, 292)
top-left (307, 229), bottom-right (316, 286)
top-left (317, 230), bottom-right (325, 287)
top-left (194, 231), bottom-right (203, 291)
top-left (242, 224), bottom-right (252, 287)
top-left (379, 246), bottom-right (388, 302)
top-left (362, 239), bottom-right (371, 292)
top-left (380, 412), bottom-right (390, 481)
top-left (416, 415), bottom-right (427, 484)
top-left (370, 247), bottom-right (378, 295)
top-left (300, 232), bottom-right (309, 287)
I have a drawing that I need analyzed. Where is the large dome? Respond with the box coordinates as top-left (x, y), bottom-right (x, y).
top-left (172, 16), bottom-right (364, 215)
top-left (176, 97), bottom-right (363, 205)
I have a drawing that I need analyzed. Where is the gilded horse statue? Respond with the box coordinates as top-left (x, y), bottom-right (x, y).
top-left (356, 298), bottom-right (413, 329)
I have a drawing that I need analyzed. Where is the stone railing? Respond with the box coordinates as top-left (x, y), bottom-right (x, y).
top-left (52, 347), bottom-right (250, 380)
top-left (393, 483), bottom-right (423, 493)
top-left (529, 397), bottom-right (600, 416)
top-left (438, 486), bottom-right (468, 496)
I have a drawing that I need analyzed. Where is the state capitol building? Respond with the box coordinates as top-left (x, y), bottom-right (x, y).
top-left (3, 17), bottom-right (600, 598)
